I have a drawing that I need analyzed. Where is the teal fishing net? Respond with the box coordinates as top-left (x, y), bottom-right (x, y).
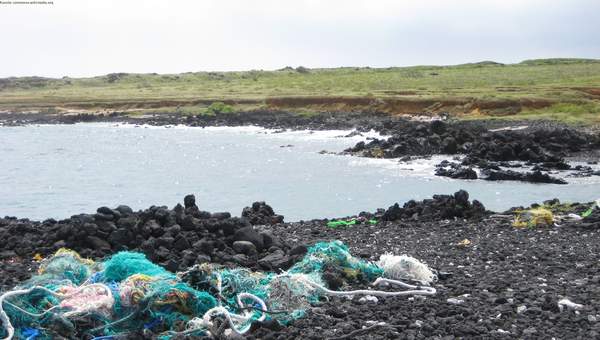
top-left (0, 241), bottom-right (401, 339)
top-left (289, 240), bottom-right (384, 281)
top-left (102, 251), bottom-right (176, 282)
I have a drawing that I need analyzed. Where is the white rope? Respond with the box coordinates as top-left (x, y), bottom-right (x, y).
top-left (236, 292), bottom-right (267, 323)
top-left (296, 276), bottom-right (436, 297)
top-left (183, 292), bottom-right (267, 336)
top-left (373, 278), bottom-right (437, 295)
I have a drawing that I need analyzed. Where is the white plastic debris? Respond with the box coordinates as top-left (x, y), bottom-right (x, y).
top-left (490, 125), bottom-right (529, 132)
top-left (558, 298), bottom-right (584, 311)
top-left (365, 320), bottom-right (386, 326)
top-left (447, 298), bottom-right (465, 305)
top-left (359, 295), bottom-right (379, 304)
top-left (517, 305), bottom-right (527, 314)
top-left (567, 213), bottom-right (583, 220)
top-left (377, 254), bottom-right (436, 284)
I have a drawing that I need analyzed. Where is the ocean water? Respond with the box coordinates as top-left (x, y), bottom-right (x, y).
top-left (1, 123), bottom-right (599, 221)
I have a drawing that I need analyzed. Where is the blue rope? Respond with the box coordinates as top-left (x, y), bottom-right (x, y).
top-left (22, 327), bottom-right (40, 340)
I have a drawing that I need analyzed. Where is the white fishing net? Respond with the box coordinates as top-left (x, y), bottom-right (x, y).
top-left (377, 254), bottom-right (436, 284)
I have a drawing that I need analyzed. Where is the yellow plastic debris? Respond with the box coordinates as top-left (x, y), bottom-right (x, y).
top-left (32, 253), bottom-right (43, 262)
top-left (513, 208), bottom-right (554, 228)
top-left (457, 239), bottom-right (471, 247)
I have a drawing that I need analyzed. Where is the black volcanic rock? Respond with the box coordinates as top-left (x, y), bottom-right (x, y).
top-left (381, 190), bottom-right (487, 221)
top-left (344, 120), bottom-right (600, 184)
top-left (481, 169), bottom-right (567, 184)
top-left (435, 161), bottom-right (478, 179)
top-left (242, 201), bottom-right (284, 225)
top-left (184, 194), bottom-right (196, 209)
top-left (233, 226), bottom-right (265, 251)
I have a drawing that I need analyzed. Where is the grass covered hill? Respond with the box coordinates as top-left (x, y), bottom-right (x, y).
top-left (1, 58), bottom-right (599, 124)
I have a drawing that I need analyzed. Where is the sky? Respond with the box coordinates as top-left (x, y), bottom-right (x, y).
top-left (0, 0), bottom-right (599, 78)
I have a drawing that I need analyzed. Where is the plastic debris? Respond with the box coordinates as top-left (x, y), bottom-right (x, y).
top-left (0, 241), bottom-right (435, 339)
top-left (327, 219), bottom-right (357, 228)
top-left (358, 295), bottom-right (379, 304)
top-left (513, 208), bottom-right (554, 228)
top-left (581, 200), bottom-right (600, 218)
top-left (558, 298), bottom-right (584, 311)
top-left (446, 297), bottom-right (464, 305)
top-left (457, 239), bottom-right (471, 247)
top-left (326, 218), bottom-right (377, 228)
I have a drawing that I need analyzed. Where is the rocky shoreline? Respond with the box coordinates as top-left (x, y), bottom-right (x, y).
top-left (2, 110), bottom-right (599, 185)
top-left (343, 119), bottom-right (600, 184)
top-left (2, 111), bottom-right (600, 338)
top-left (1, 192), bottom-right (599, 339)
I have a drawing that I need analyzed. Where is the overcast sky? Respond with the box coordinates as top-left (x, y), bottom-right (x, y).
top-left (1, 0), bottom-right (599, 78)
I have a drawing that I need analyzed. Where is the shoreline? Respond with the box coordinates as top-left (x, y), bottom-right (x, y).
top-left (1, 111), bottom-right (599, 338)
top-left (1, 109), bottom-right (596, 130)
top-left (1, 111), bottom-right (600, 338)
top-left (1, 192), bottom-right (599, 338)
top-left (2, 120), bottom-right (600, 222)
top-left (3, 110), bottom-right (599, 184)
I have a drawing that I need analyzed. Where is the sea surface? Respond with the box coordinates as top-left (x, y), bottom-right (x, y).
top-left (1, 123), bottom-right (599, 221)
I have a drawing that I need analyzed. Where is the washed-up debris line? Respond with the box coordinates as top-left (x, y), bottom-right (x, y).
top-left (0, 241), bottom-right (436, 339)
top-left (511, 199), bottom-right (600, 228)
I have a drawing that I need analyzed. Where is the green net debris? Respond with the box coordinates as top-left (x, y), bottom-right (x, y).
top-left (0, 241), bottom-right (434, 339)
top-left (326, 218), bottom-right (377, 228)
top-left (582, 200), bottom-right (600, 218)
top-left (289, 241), bottom-right (383, 281)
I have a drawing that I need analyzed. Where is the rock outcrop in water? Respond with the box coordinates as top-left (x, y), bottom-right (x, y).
top-left (434, 160), bottom-right (569, 184)
top-left (345, 120), bottom-right (600, 184)
top-left (347, 120), bottom-right (598, 161)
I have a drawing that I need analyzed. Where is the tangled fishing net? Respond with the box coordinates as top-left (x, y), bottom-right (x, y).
top-left (512, 207), bottom-right (554, 228)
top-left (0, 241), bottom-right (436, 339)
top-left (378, 254), bottom-right (437, 284)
